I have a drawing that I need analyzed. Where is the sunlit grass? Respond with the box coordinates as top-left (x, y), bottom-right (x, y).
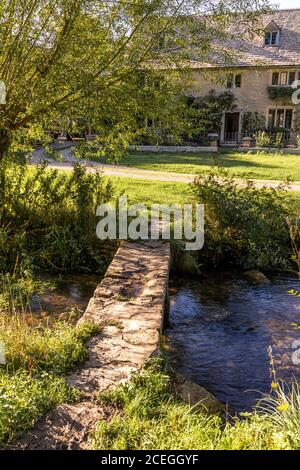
top-left (91, 359), bottom-right (300, 451)
top-left (0, 307), bottom-right (99, 445)
top-left (107, 175), bottom-right (300, 213)
top-left (113, 150), bottom-right (300, 182)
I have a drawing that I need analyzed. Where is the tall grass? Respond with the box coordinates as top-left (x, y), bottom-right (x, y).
top-left (0, 311), bottom-right (99, 446)
top-left (0, 158), bottom-right (115, 274)
top-left (91, 359), bottom-right (300, 451)
top-left (0, 315), bottom-right (99, 375)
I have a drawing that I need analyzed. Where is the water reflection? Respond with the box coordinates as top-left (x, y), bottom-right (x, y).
top-left (27, 273), bottom-right (101, 325)
top-left (166, 271), bottom-right (300, 412)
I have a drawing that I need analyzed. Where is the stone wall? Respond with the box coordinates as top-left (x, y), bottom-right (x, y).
top-left (128, 145), bottom-right (218, 153)
top-left (191, 68), bottom-right (300, 136)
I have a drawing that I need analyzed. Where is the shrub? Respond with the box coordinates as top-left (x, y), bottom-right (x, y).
top-left (193, 169), bottom-right (291, 271)
top-left (254, 131), bottom-right (272, 148)
top-left (0, 160), bottom-right (115, 274)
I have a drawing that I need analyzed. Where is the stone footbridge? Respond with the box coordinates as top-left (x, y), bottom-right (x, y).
top-left (14, 241), bottom-right (171, 449)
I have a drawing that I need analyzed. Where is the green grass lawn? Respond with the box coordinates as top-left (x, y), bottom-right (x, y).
top-left (108, 176), bottom-right (300, 212)
top-left (117, 150), bottom-right (300, 181)
top-left (108, 176), bottom-right (195, 206)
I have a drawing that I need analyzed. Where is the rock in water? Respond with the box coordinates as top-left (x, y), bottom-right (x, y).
top-left (174, 374), bottom-right (224, 415)
top-left (244, 269), bottom-right (270, 284)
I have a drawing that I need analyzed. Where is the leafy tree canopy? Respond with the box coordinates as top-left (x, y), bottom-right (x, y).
top-left (0, 0), bottom-right (271, 159)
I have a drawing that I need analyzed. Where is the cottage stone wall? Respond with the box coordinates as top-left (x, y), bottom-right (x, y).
top-left (190, 68), bottom-right (300, 137)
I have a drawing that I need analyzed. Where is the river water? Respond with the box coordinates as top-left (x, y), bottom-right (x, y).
top-left (166, 271), bottom-right (300, 412)
top-left (27, 273), bottom-right (100, 325)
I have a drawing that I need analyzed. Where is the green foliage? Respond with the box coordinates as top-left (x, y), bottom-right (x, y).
top-left (242, 112), bottom-right (266, 133)
top-left (254, 130), bottom-right (291, 149)
top-left (0, 1), bottom-right (271, 159)
top-left (267, 86), bottom-right (294, 100)
top-left (254, 131), bottom-right (273, 148)
top-left (91, 359), bottom-right (300, 450)
top-left (0, 370), bottom-right (79, 446)
top-left (193, 169), bottom-right (291, 271)
top-left (286, 217), bottom-right (300, 274)
top-left (0, 315), bottom-right (98, 446)
top-left (0, 160), bottom-right (115, 273)
top-left (0, 273), bottom-right (49, 312)
top-left (183, 90), bottom-right (235, 143)
top-left (255, 380), bottom-right (300, 450)
top-left (0, 317), bottom-right (99, 375)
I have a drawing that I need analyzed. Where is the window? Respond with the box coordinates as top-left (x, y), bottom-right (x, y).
top-left (265, 31), bottom-right (279, 46)
top-left (271, 71), bottom-right (299, 87)
top-left (268, 108), bottom-right (294, 129)
top-left (227, 73), bottom-right (242, 89)
top-left (272, 72), bottom-right (279, 85)
top-left (235, 74), bottom-right (242, 88)
top-left (289, 71), bottom-right (296, 85)
top-left (279, 72), bottom-right (288, 86)
top-left (285, 109), bottom-right (293, 129)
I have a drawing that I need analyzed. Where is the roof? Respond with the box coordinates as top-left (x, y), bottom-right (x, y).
top-left (195, 9), bottom-right (300, 69)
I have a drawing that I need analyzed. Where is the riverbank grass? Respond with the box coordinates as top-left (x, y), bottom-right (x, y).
top-left (91, 359), bottom-right (300, 451)
top-left (0, 315), bottom-right (99, 446)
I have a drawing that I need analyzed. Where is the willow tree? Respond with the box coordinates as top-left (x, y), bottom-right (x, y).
top-left (0, 0), bottom-right (271, 159)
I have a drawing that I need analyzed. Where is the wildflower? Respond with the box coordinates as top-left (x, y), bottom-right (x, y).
top-left (272, 432), bottom-right (288, 450)
top-left (271, 381), bottom-right (278, 390)
top-left (277, 402), bottom-right (289, 412)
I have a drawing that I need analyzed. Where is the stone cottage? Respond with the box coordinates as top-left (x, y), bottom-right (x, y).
top-left (190, 8), bottom-right (300, 145)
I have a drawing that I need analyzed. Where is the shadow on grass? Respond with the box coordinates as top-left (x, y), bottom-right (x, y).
top-left (121, 151), bottom-right (281, 172)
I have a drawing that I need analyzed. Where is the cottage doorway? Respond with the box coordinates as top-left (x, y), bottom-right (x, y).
top-left (224, 112), bottom-right (240, 142)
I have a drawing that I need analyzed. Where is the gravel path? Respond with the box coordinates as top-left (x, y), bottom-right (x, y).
top-left (31, 146), bottom-right (300, 191)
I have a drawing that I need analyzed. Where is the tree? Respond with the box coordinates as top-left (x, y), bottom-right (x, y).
top-left (0, 0), bottom-right (271, 159)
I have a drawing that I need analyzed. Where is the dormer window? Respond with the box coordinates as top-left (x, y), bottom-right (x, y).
top-left (265, 31), bottom-right (279, 46)
top-left (264, 21), bottom-right (281, 46)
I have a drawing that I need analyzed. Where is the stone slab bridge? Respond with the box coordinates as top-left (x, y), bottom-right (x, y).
top-left (14, 241), bottom-right (171, 450)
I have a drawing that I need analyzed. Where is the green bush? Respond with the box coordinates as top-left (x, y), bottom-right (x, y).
top-left (254, 131), bottom-right (272, 148)
top-left (0, 159), bottom-right (115, 274)
top-left (0, 318), bottom-right (99, 374)
top-left (267, 86), bottom-right (294, 100)
top-left (193, 169), bottom-right (291, 271)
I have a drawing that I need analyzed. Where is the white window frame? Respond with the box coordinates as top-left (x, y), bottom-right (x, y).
top-left (226, 73), bottom-right (242, 89)
top-left (264, 31), bottom-right (280, 46)
top-left (271, 70), bottom-right (300, 87)
top-left (267, 107), bottom-right (294, 130)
